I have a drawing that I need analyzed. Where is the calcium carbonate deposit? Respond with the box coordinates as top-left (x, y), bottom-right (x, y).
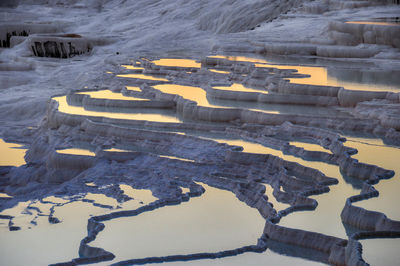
top-left (1, 1), bottom-right (400, 265)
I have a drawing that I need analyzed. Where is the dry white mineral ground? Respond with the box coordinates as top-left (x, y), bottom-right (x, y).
top-left (1, 1), bottom-right (400, 266)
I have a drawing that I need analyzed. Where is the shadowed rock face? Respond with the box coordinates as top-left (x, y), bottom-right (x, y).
top-left (0, 24), bottom-right (89, 57)
top-left (0, 24), bottom-right (59, 48)
top-left (30, 35), bottom-right (92, 58)
top-left (1, 55), bottom-right (399, 265)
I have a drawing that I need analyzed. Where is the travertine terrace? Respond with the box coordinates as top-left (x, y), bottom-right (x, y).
top-left (1, 0), bottom-right (400, 265)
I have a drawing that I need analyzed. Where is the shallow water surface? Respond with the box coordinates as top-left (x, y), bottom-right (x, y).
top-left (121, 65), bottom-right (144, 70)
top-left (213, 83), bottom-right (268, 93)
top-left (0, 201), bottom-right (108, 266)
top-left (116, 73), bottom-right (169, 82)
top-left (346, 20), bottom-right (400, 26)
top-left (360, 238), bottom-right (400, 266)
top-left (91, 184), bottom-right (265, 262)
top-left (212, 55), bottom-right (400, 92)
top-left (209, 69), bottom-right (230, 74)
top-left (57, 148), bottom-right (96, 156)
top-left (152, 58), bottom-right (201, 68)
top-left (0, 139), bottom-right (26, 167)
top-left (54, 96), bottom-right (181, 123)
top-left (346, 137), bottom-right (400, 220)
top-left (289, 141), bottom-right (332, 154)
top-left (153, 84), bottom-right (229, 108)
top-left (210, 137), bottom-right (358, 239)
top-left (78, 89), bottom-right (149, 101)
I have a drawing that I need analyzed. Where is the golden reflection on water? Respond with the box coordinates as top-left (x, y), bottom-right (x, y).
top-left (214, 138), bottom-right (338, 175)
top-left (214, 55), bottom-right (332, 88)
top-left (159, 155), bottom-right (195, 162)
top-left (116, 74), bottom-right (169, 82)
top-left (57, 148), bottom-right (95, 156)
top-left (263, 184), bottom-right (289, 211)
top-left (180, 187), bottom-right (191, 194)
top-left (78, 90), bottom-right (149, 101)
top-left (153, 84), bottom-right (227, 108)
top-left (0, 201), bottom-right (111, 265)
top-left (209, 69), bottom-right (230, 74)
top-left (207, 55), bottom-right (398, 92)
top-left (0, 201), bottom-right (30, 221)
top-left (360, 238), bottom-right (400, 266)
top-left (209, 55), bottom-right (268, 64)
top-left (256, 63), bottom-right (330, 86)
top-left (125, 86), bottom-right (142, 92)
top-left (119, 184), bottom-right (158, 204)
top-left (104, 148), bottom-right (129, 152)
top-left (346, 21), bottom-right (400, 26)
top-left (152, 58), bottom-right (201, 68)
top-left (257, 63), bottom-right (400, 92)
top-left (290, 141), bottom-right (332, 154)
top-left (42, 196), bottom-right (68, 204)
top-left (53, 96), bottom-right (181, 123)
top-left (91, 184), bottom-right (264, 261)
top-left (211, 137), bottom-right (356, 238)
top-left (346, 137), bottom-right (400, 220)
top-left (121, 65), bottom-right (144, 70)
top-left (213, 83), bottom-right (268, 93)
top-left (249, 109), bottom-right (280, 114)
top-left (84, 193), bottom-right (119, 207)
top-left (0, 139), bottom-right (26, 167)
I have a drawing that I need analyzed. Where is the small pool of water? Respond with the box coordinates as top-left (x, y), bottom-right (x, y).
top-left (119, 185), bottom-right (158, 205)
top-left (213, 83), bottom-right (268, 93)
top-left (360, 238), bottom-right (400, 266)
top-left (0, 139), bottom-right (26, 167)
top-left (346, 20), bottom-right (400, 26)
top-left (116, 74), bottom-right (169, 82)
top-left (121, 65), bottom-right (144, 70)
top-left (0, 193), bottom-right (12, 198)
top-left (125, 86), bottom-right (142, 92)
top-left (78, 90), bottom-right (149, 101)
top-left (209, 69), bottom-right (230, 74)
top-left (152, 58), bottom-right (201, 68)
top-left (263, 184), bottom-right (290, 212)
top-left (153, 84), bottom-right (228, 108)
top-left (211, 55), bottom-right (400, 92)
top-left (0, 200), bottom-right (109, 266)
top-left (209, 55), bottom-right (268, 64)
top-left (159, 155), bottom-right (195, 162)
top-left (53, 96), bottom-right (181, 123)
top-left (208, 97), bottom-right (350, 117)
top-left (91, 184), bottom-right (265, 263)
top-left (153, 83), bottom-right (347, 117)
top-left (289, 141), bottom-right (332, 154)
top-left (346, 137), bottom-right (400, 220)
top-left (56, 148), bottom-right (96, 156)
